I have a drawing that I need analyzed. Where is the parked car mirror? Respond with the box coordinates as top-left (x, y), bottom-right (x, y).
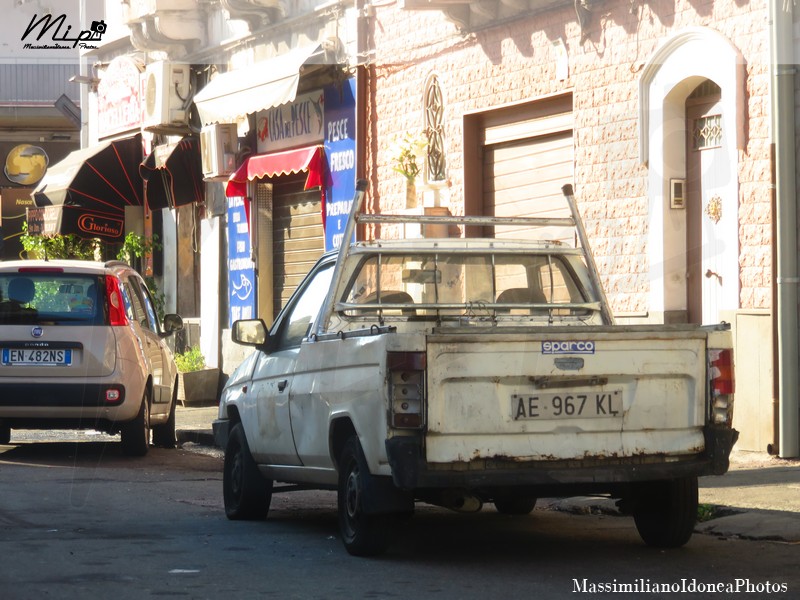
top-left (162, 313), bottom-right (184, 336)
top-left (232, 319), bottom-right (268, 346)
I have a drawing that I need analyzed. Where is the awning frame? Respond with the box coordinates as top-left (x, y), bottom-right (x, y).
top-left (194, 43), bottom-right (330, 125)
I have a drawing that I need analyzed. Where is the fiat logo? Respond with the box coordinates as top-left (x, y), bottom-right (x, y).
top-left (31, 326), bottom-right (43, 338)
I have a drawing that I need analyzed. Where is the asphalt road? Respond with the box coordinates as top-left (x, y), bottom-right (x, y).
top-left (1, 440), bottom-right (799, 599)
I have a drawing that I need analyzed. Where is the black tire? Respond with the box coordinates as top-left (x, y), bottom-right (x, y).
top-left (223, 423), bottom-right (272, 520)
top-left (0, 423), bottom-right (10, 445)
top-left (152, 387), bottom-right (177, 449)
top-left (633, 477), bottom-right (698, 548)
top-left (121, 390), bottom-right (150, 457)
top-left (338, 435), bottom-right (396, 556)
top-left (494, 495), bottom-right (537, 515)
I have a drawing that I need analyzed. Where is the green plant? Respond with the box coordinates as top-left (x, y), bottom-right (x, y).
top-left (175, 346), bottom-right (206, 373)
top-left (145, 276), bottom-right (166, 322)
top-left (116, 232), bottom-right (162, 266)
top-left (20, 222), bottom-right (99, 260)
top-left (390, 130), bottom-right (428, 182)
top-left (116, 234), bottom-right (166, 320)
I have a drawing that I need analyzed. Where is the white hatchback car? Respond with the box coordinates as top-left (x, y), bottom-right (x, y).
top-left (0, 259), bottom-right (183, 455)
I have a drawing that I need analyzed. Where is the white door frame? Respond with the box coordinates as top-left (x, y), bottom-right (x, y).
top-left (639, 27), bottom-right (744, 320)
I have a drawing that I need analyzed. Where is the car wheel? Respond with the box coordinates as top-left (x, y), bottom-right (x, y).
top-left (338, 435), bottom-right (397, 556)
top-left (121, 390), bottom-right (151, 457)
top-left (633, 476), bottom-right (698, 548)
top-left (493, 495), bottom-right (537, 515)
top-left (152, 386), bottom-right (177, 449)
top-left (223, 423), bottom-right (272, 520)
top-left (0, 423), bottom-right (10, 445)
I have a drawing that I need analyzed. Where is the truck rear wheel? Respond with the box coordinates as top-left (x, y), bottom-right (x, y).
top-left (633, 476), bottom-right (698, 548)
top-left (338, 435), bottom-right (397, 556)
top-left (494, 496), bottom-right (537, 515)
top-left (223, 423), bottom-right (272, 520)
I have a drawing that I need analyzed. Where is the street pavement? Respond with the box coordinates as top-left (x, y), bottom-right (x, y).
top-left (176, 404), bottom-right (800, 544)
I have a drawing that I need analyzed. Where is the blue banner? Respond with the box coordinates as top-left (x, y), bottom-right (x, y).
top-left (323, 79), bottom-right (357, 251)
top-left (227, 197), bottom-right (256, 327)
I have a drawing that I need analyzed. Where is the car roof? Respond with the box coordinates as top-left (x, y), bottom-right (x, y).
top-left (0, 259), bottom-right (134, 275)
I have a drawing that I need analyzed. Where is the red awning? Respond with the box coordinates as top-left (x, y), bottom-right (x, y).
top-left (225, 145), bottom-right (326, 198)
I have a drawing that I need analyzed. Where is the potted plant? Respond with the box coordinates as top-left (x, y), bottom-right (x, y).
top-left (174, 346), bottom-right (220, 406)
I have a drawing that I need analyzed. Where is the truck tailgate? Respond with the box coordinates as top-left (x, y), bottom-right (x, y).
top-left (425, 328), bottom-right (708, 463)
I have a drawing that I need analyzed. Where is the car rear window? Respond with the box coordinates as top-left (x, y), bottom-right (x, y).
top-left (0, 273), bottom-right (106, 325)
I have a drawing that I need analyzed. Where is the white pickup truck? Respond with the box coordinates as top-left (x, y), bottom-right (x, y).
top-left (213, 181), bottom-right (737, 556)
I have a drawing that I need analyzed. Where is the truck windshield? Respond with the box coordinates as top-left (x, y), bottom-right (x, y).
top-left (340, 252), bottom-right (593, 320)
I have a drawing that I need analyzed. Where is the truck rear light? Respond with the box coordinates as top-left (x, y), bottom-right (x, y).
top-left (388, 351), bottom-right (426, 429)
top-left (105, 275), bottom-right (128, 326)
top-left (709, 348), bottom-right (734, 395)
top-left (708, 348), bottom-right (734, 425)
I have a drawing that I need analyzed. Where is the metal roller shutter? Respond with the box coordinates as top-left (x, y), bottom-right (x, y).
top-left (271, 175), bottom-right (324, 317)
top-left (483, 130), bottom-right (574, 244)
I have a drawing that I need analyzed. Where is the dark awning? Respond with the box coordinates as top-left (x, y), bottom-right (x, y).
top-left (139, 137), bottom-right (203, 210)
top-left (32, 134), bottom-right (144, 214)
top-left (225, 145), bottom-right (326, 198)
top-left (26, 204), bottom-right (125, 241)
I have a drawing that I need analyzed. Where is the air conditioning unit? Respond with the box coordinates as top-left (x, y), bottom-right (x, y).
top-left (200, 123), bottom-right (238, 180)
top-left (142, 61), bottom-right (191, 129)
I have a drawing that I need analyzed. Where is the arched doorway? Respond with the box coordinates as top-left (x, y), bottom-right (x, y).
top-left (639, 28), bottom-right (743, 325)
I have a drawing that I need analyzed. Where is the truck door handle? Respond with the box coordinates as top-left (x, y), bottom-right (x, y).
top-left (278, 379), bottom-right (288, 392)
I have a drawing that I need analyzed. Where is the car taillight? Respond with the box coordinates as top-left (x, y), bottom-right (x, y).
top-left (708, 348), bottom-right (734, 425)
top-left (388, 351), bottom-right (426, 429)
top-left (105, 275), bottom-right (128, 326)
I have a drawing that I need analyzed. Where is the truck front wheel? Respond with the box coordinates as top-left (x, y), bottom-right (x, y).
top-left (633, 476), bottom-right (698, 548)
top-left (338, 435), bottom-right (397, 556)
top-left (223, 423), bottom-right (272, 520)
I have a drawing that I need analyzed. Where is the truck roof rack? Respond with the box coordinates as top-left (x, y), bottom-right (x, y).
top-left (315, 181), bottom-right (614, 336)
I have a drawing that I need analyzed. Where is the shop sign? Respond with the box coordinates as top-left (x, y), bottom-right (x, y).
top-left (227, 197), bottom-right (256, 327)
top-left (1, 188), bottom-right (36, 260)
top-left (98, 56), bottom-right (143, 138)
top-left (323, 79), bottom-right (356, 251)
top-left (256, 90), bottom-right (324, 153)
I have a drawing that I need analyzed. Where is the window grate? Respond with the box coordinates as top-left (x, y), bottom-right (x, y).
top-left (693, 115), bottom-right (722, 150)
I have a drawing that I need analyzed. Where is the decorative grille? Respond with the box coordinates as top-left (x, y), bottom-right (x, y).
top-left (424, 74), bottom-right (447, 181)
top-left (693, 115), bottom-right (722, 150)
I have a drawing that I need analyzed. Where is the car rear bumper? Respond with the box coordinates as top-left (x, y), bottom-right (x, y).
top-left (0, 382), bottom-right (139, 429)
top-left (0, 382), bottom-right (126, 408)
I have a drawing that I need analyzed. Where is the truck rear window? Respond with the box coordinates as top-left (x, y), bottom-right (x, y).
top-left (0, 273), bottom-right (105, 325)
top-left (340, 253), bottom-right (592, 320)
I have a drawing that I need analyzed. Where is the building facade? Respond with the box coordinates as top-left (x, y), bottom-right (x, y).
top-left (13, 0), bottom-right (798, 456)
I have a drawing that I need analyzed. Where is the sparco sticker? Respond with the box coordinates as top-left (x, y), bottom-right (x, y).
top-left (542, 341), bottom-right (595, 355)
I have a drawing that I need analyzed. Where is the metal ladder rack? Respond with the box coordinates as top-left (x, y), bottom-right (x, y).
top-left (315, 181), bottom-right (613, 336)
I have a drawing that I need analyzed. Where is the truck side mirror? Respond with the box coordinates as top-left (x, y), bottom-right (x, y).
top-left (232, 319), bottom-right (268, 346)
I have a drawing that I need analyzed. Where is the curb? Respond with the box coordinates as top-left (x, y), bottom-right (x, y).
top-left (177, 429), bottom-right (217, 447)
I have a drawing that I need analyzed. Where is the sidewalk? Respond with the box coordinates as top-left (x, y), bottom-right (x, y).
top-left (176, 405), bottom-right (800, 543)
